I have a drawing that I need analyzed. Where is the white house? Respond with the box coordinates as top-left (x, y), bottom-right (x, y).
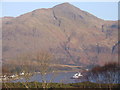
top-left (10, 74), bottom-right (16, 78)
top-left (20, 72), bottom-right (25, 75)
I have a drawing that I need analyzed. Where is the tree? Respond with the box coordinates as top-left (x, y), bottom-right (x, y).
top-left (85, 62), bottom-right (120, 84)
top-left (34, 51), bottom-right (57, 88)
top-left (16, 54), bottom-right (34, 88)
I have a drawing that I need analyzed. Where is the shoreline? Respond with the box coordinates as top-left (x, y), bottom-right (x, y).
top-left (1, 71), bottom-right (77, 83)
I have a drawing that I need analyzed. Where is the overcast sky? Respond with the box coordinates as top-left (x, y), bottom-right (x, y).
top-left (1, 2), bottom-right (118, 20)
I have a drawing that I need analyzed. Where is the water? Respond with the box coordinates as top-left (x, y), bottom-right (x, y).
top-left (11, 72), bottom-right (79, 83)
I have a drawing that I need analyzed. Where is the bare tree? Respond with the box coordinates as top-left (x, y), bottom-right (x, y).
top-left (34, 51), bottom-right (57, 88)
top-left (17, 54), bottom-right (33, 88)
top-left (85, 62), bottom-right (120, 85)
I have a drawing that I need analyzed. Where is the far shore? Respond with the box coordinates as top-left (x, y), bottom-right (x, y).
top-left (1, 70), bottom-right (79, 83)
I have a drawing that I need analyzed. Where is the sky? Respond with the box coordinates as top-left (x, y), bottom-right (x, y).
top-left (1, 2), bottom-right (118, 21)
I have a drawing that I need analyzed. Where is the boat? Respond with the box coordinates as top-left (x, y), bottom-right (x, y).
top-left (71, 72), bottom-right (83, 79)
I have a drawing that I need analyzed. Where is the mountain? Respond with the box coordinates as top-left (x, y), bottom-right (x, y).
top-left (2, 3), bottom-right (118, 66)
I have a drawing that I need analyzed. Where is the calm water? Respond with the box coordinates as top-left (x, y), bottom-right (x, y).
top-left (11, 72), bottom-right (80, 83)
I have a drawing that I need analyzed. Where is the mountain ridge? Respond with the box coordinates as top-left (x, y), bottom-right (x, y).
top-left (1, 3), bottom-right (116, 21)
top-left (2, 3), bottom-right (118, 66)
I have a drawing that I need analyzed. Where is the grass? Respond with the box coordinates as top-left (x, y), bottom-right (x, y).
top-left (2, 81), bottom-right (120, 89)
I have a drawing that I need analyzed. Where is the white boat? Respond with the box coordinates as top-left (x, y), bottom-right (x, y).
top-left (71, 72), bottom-right (83, 79)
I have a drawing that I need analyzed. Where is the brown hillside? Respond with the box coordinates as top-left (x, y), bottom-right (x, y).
top-left (2, 3), bottom-right (118, 66)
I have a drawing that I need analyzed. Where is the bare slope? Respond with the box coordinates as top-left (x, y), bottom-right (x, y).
top-left (2, 3), bottom-right (118, 66)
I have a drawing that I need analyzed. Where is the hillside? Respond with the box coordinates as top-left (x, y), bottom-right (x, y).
top-left (2, 3), bottom-right (118, 66)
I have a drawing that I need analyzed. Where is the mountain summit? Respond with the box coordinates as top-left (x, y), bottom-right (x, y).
top-left (2, 3), bottom-right (118, 66)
